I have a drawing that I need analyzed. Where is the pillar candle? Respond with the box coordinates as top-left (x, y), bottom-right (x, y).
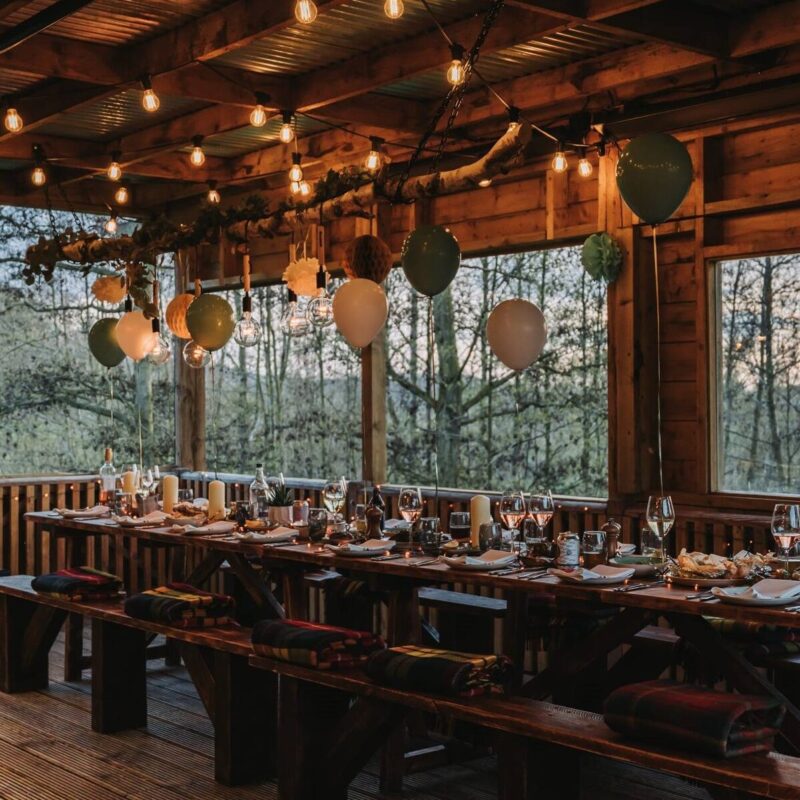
top-left (207, 480), bottom-right (226, 520)
top-left (121, 470), bottom-right (137, 495)
top-left (162, 475), bottom-right (179, 514)
top-left (470, 495), bottom-right (491, 548)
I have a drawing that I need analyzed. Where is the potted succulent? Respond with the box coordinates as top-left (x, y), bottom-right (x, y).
top-left (268, 479), bottom-right (294, 525)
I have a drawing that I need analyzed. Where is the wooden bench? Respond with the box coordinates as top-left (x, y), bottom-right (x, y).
top-left (0, 575), bottom-right (275, 786)
top-left (249, 653), bottom-right (800, 800)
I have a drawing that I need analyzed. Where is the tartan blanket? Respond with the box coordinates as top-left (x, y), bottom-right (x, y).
top-left (31, 567), bottom-right (122, 601)
top-left (124, 583), bottom-right (235, 628)
top-left (604, 680), bottom-right (785, 758)
top-left (251, 619), bottom-right (385, 670)
top-left (365, 646), bottom-right (513, 697)
top-left (706, 617), bottom-right (800, 664)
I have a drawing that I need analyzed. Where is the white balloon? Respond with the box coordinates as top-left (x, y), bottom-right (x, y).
top-left (333, 278), bottom-right (388, 348)
top-left (116, 311), bottom-right (157, 362)
top-left (486, 299), bottom-right (547, 371)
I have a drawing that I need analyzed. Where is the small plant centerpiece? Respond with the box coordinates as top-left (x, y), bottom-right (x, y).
top-left (268, 478), bottom-right (294, 525)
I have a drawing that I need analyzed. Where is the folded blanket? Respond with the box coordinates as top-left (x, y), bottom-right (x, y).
top-left (706, 617), bottom-right (800, 644)
top-left (124, 583), bottom-right (235, 628)
top-left (251, 619), bottom-right (385, 670)
top-left (32, 567), bottom-right (122, 601)
top-left (366, 646), bottom-right (513, 697)
top-left (604, 680), bottom-right (784, 757)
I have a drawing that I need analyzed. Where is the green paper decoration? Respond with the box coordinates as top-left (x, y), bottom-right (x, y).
top-left (581, 233), bottom-right (622, 283)
top-left (185, 293), bottom-right (235, 352)
top-left (400, 225), bottom-right (461, 297)
top-left (88, 318), bottom-right (125, 368)
top-left (615, 132), bottom-right (693, 224)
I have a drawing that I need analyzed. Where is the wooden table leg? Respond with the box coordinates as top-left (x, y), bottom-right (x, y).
top-left (227, 553), bottom-right (285, 620)
top-left (281, 566), bottom-right (309, 620)
top-left (502, 589), bottom-right (529, 690)
top-left (63, 534), bottom-right (87, 681)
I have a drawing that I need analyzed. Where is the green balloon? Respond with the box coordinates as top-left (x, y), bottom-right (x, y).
top-left (615, 133), bottom-right (693, 225)
top-left (88, 318), bottom-right (125, 368)
top-left (185, 293), bottom-right (235, 351)
top-left (400, 225), bottom-right (461, 297)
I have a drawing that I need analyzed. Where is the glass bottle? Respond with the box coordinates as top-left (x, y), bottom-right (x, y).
top-left (368, 484), bottom-right (385, 531)
top-left (99, 447), bottom-right (116, 506)
top-left (249, 463), bottom-right (270, 519)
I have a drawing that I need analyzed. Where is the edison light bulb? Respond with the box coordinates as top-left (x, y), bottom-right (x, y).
top-left (307, 292), bottom-right (334, 328)
top-left (298, 180), bottom-right (312, 198)
top-left (250, 103), bottom-right (267, 127)
top-left (279, 112), bottom-right (295, 144)
top-left (290, 180), bottom-right (302, 195)
top-left (142, 88), bottom-right (160, 112)
top-left (295, 0), bottom-right (317, 23)
top-left (577, 156), bottom-right (593, 178)
top-left (4, 107), bottom-right (22, 133)
top-left (364, 144), bottom-right (382, 172)
top-left (281, 299), bottom-right (310, 337)
top-left (31, 166), bottom-right (46, 186)
top-left (190, 143), bottom-right (205, 167)
top-left (183, 340), bottom-right (211, 368)
top-left (107, 159), bottom-right (122, 181)
top-left (207, 182), bottom-right (221, 204)
top-left (288, 156), bottom-right (303, 183)
top-left (147, 333), bottom-right (172, 365)
top-left (384, 0), bottom-right (404, 18)
top-left (551, 147), bottom-right (568, 173)
top-left (447, 45), bottom-right (466, 86)
top-left (114, 184), bottom-right (129, 205)
top-left (234, 312), bottom-right (262, 347)
top-left (105, 215), bottom-right (118, 234)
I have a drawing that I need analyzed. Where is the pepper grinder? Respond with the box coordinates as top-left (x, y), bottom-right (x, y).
top-left (602, 518), bottom-right (622, 561)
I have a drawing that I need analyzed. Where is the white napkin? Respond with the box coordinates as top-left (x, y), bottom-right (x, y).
top-left (618, 543), bottom-right (637, 555)
top-left (181, 520), bottom-right (236, 535)
top-left (712, 579), bottom-right (800, 602)
top-left (327, 539), bottom-right (393, 554)
top-left (384, 519), bottom-right (411, 531)
top-left (442, 549), bottom-right (516, 568)
top-left (55, 505), bottom-right (110, 519)
top-left (237, 526), bottom-right (296, 543)
top-left (548, 564), bottom-right (636, 582)
top-left (112, 510), bottom-right (168, 527)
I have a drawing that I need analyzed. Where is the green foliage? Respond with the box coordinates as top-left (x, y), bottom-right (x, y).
top-left (269, 482), bottom-right (294, 506)
top-left (581, 233), bottom-right (622, 283)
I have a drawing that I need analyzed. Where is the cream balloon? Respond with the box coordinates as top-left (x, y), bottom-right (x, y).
top-left (116, 310), bottom-right (157, 362)
top-left (486, 299), bottom-right (547, 371)
top-left (333, 278), bottom-right (388, 348)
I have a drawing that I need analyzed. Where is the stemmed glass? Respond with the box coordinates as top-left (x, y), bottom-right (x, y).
top-left (141, 469), bottom-right (155, 497)
top-left (322, 477), bottom-right (347, 523)
top-left (398, 487), bottom-right (423, 526)
top-left (527, 490), bottom-right (555, 540)
top-left (499, 489), bottom-right (527, 555)
top-left (772, 503), bottom-right (800, 576)
top-left (646, 494), bottom-right (675, 563)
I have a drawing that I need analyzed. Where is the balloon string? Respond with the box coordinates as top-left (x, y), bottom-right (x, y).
top-left (653, 226), bottom-right (664, 495)
top-left (210, 357), bottom-right (219, 480)
top-left (108, 371), bottom-right (114, 432)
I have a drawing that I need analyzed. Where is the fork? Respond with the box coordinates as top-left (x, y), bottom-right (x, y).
top-left (685, 591), bottom-right (715, 601)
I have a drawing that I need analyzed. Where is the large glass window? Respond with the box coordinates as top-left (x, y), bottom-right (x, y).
top-left (385, 246), bottom-right (608, 496)
top-left (717, 253), bottom-right (800, 494)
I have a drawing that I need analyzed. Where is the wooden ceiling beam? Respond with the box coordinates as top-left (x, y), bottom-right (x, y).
top-left (730, 0), bottom-right (800, 58)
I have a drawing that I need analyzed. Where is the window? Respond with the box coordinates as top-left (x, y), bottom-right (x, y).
top-left (717, 253), bottom-right (800, 495)
top-left (384, 246), bottom-right (608, 497)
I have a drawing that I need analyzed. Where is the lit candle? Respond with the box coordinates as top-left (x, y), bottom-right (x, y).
top-left (162, 475), bottom-right (178, 513)
top-left (207, 480), bottom-right (226, 519)
top-left (122, 470), bottom-right (137, 495)
top-left (470, 495), bottom-right (491, 548)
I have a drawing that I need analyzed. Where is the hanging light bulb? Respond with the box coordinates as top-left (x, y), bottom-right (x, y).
top-left (298, 179), bottom-right (312, 198)
top-left (551, 141), bottom-right (568, 173)
top-left (307, 264), bottom-right (334, 328)
top-left (141, 76), bottom-right (160, 112)
top-left (250, 93), bottom-right (268, 127)
top-left (288, 152), bottom-right (303, 183)
top-left (114, 183), bottom-right (130, 206)
top-left (234, 293), bottom-right (262, 347)
top-left (183, 340), bottom-right (211, 368)
top-left (446, 43), bottom-right (466, 87)
top-left (147, 318), bottom-right (172, 365)
top-left (364, 136), bottom-right (384, 173)
top-left (105, 212), bottom-right (118, 234)
top-left (384, 0), bottom-right (404, 19)
top-left (207, 180), bottom-right (221, 204)
top-left (478, 178), bottom-right (492, 188)
top-left (4, 106), bottom-right (23, 133)
top-left (577, 147), bottom-right (593, 178)
top-left (107, 151), bottom-right (122, 181)
top-left (294, 0), bottom-right (317, 23)
top-left (280, 288), bottom-right (310, 337)
top-left (279, 110), bottom-right (295, 144)
top-left (290, 180), bottom-right (302, 195)
top-left (31, 144), bottom-right (46, 187)
top-left (189, 135), bottom-right (206, 167)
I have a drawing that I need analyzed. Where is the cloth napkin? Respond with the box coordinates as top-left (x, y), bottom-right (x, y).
top-left (548, 564), bottom-right (635, 582)
top-left (178, 520), bottom-right (236, 535)
top-left (112, 510), bottom-right (168, 527)
top-left (442, 549), bottom-right (516, 569)
top-left (54, 505), bottom-right (110, 519)
top-left (236, 526), bottom-right (296, 543)
top-left (366, 646), bottom-right (513, 697)
top-left (32, 566), bottom-right (122, 601)
top-left (384, 519), bottom-right (411, 531)
top-left (326, 539), bottom-right (393, 554)
top-left (712, 579), bottom-right (800, 602)
top-left (604, 679), bottom-right (785, 757)
top-left (124, 583), bottom-right (235, 628)
top-left (251, 618), bottom-right (385, 670)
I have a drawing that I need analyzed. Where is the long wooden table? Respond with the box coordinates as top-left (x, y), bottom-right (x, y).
top-left (24, 511), bottom-right (800, 753)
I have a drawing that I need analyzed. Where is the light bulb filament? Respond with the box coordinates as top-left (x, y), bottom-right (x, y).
top-left (4, 107), bottom-right (22, 133)
top-left (295, 0), bottom-right (317, 23)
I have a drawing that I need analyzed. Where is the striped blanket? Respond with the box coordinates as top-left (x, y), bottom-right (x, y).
top-left (31, 567), bottom-right (122, 601)
top-left (251, 619), bottom-right (385, 670)
top-left (124, 583), bottom-right (235, 628)
top-left (366, 646), bottom-right (513, 697)
top-left (604, 680), bottom-right (785, 758)
top-left (706, 617), bottom-right (800, 662)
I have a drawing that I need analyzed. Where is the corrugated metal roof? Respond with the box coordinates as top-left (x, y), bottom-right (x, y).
top-left (1, 0), bottom-right (230, 45)
top-left (35, 88), bottom-right (206, 142)
top-left (0, 67), bottom-right (47, 95)
top-left (194, 115), bottom-right (331, 158)
top-left (212, 0), bottom-right (488, 75)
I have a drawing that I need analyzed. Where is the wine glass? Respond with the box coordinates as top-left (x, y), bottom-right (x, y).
top-left (527, 490), bottom-right (555, 539)
top-left (398, 487), bottom-right (423, 526)
top-left (141, 469), bottom-right (155, 497)
top-left (322, 478), bottom-right (346, 522)
top-left (772, 503), bottom-right (800, 576)
top-left (646, 495), bottom-right (675, 562)
top-left (499, 489), bottom-right (526, 554)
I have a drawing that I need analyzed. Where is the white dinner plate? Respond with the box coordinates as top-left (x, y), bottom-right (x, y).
top-left (326, 541), bottom-right (395, 558)
top-left (711, 586), bottom-right (796, 607)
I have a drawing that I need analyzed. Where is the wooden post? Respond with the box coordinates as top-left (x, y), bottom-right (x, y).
top-left (174, 250), bottom-right (206, 470)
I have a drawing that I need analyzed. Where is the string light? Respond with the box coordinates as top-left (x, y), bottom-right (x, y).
top-left (190, 135), bottom-right (206, 167)
top-left (279, 111), bottom-right (295, 144)
top-left (147, 318), bottom-right (171, 365)
top-left (288, 152), bottom-right (303, 183)
top-left (114, 183), bottom-right (130, 205)
top-left (298, 180), bottom-right (312, 198)
top-left (290, 180), bottom-right (301, 195)
top-left (384, 0), bottom-right (404, 18)
top-left (281, 288), bottom-right (310, 336)
top-left (183, 340), bottom-right (211, 368)
top-left (105, 212), bottom-right (118, 234)
top-left (107, 151), bottom-right (122, 181)
top-left (4, 106), bottom-right (22, 133)
top-left (551, 141), bottom-right (568, 173)
top-left (141, 76), bottom-right (160, 112)
top-left (250, 93), bottom-right (268, 127)
top-left (234, 293), bottom-right (262, 347)
top-left (577, 147), bottom-right (593, 178)
top-left (478, 178), bottom-right (492, 188)
top-left (364, 136), bottom-right (384, 172)
top-left (446, 43), bottom-right (466, 86)
top-left (31, 145), bottom-right (46, 187)
top-left (294, 0), bottom-right (317, 23)
top-left (207, 180), bottom-right (221, 204)
top-left (307, 263), bottom-right (334, 328)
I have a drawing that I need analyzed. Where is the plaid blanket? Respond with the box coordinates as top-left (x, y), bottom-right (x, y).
top-left (604, 680), bottom-right (785, 758)
top-left (124, 583), bottom-right (235, 628)
top-left (31, 567), bottom-right (122, 601)
top-left (706, 617), bottom-right (800, 664)
top-left (366, 646), bottom-right (513, 697)
top-left (251, 619), bottom-right (385, 670)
